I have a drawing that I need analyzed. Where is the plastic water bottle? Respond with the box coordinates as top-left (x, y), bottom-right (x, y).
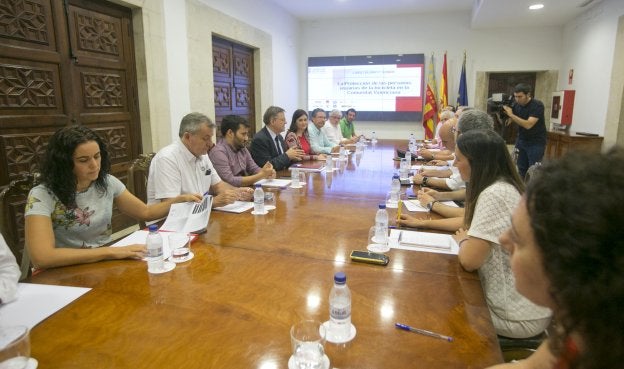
top-left (371, 131), bottom-right (378, 147)
top-left (409, 133), bottom-right (416, 146)
top-left (391, 174), bottom-right (401, 195)
top-left (339, 144), bottom-right (346, 161)
top-left (254, 184), bottom-right (265, 214)
top-left (146, 224), bottom-right (164, 273)
top-left (405, 148), bottom-right (412, 163)
top-left (329, 271), bottom-right (352, 341)
top-left (374, 203), bottom-right (389, 244)
top-left (326, 153), bottom-right (333, 171)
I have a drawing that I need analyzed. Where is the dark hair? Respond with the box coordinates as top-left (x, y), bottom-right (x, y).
top-left (310, 108), bottom-right (326, 119)
top-left (179, 112), bottom-right (214, 138)
top-left (263, 106), bottom-right (285, 126)
top-left (346, 108), bottom-right (357, 116)
top-left (288, 109), bottom-right (309, 134)
top-left (514, 83), bottom-right (532, 95)
top-left (525, 148), bottom-right (624, 369)
top-left (40, 126), bottom-right (111, 207)
top-left (220, 115), bottom-right (249, 136)
top-left (456, 129), bottom-right (524, 226)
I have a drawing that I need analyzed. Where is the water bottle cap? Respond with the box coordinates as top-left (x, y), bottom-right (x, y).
top-left (148, 224), bottom-right (158, 232)
top-left (378, 203), bottom-right (386, 209)
top-left (392, 174), bottom-right (399, 179)
top-left (255, 183), bottom-right (262, 188)
top-left (334, 271), bottom-right (346, 284)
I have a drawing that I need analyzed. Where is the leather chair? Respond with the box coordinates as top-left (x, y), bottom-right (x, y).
top-left (0, 173), bottom-right (40, 280)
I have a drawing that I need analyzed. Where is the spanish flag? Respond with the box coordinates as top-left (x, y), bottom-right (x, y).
top-left (423, 53), bottom-right (438, 139)
top-left (439, 52), bottom-right (448, 111)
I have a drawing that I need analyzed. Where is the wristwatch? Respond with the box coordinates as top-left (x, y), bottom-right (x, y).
top-left (421, 176), bottom-right (429, 187)
top-left (427, 200), bottom-right (438, 211)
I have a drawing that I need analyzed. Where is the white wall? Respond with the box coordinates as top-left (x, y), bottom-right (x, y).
top-left (559, 0), bottom-right (624, 146)
top-left (300, 11), bottom-right (563, 139)
top-left (196, 0), bottom-right (301, 122)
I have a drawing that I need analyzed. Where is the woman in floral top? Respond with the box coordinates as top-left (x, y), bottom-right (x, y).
top-left (25, 126), bottom-right (201, 269)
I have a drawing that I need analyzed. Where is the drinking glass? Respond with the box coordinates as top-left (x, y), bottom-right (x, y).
top-left (0, 326), bottom-right (31, 369)
top-left (291, 168), bottom-right (300, 187)
top-left (368, 225), bottom-right (390, 253)
top-left (290, 320), bottom-right (326, 369)
top-left (168, 233), bottom-right (192, 262)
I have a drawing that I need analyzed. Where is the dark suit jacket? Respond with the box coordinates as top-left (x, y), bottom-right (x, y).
top-left (250, 126), bottom-right (292, 170)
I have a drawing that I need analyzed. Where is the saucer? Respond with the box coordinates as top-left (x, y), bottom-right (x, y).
top-left (367, 243), bottom-right (390, 253)
top-left (265, 205), bottom-right (276, 211)
top-left (148, 260), bottom-right (176, 274)
top-left (289, 185), bottom-right (303, 189)
top-left (287, 354), bottom-right (330, 369)
top-left (322, 321), bottom-right (357, 344)
top-left (251, 210), bottom-right (269, 215)
top-left (27, 358), bottom-right (38, 369)
top-left (371, 235), bottom-right (388, 244)
top-left (169, 251), bottom-right (194, 263)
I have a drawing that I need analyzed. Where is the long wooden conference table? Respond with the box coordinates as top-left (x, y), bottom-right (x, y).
top-left (27, 140), bottom-right (503, 368)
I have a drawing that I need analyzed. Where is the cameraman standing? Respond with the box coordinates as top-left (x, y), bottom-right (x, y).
top-left (503, 83), bottom-right (546, 178)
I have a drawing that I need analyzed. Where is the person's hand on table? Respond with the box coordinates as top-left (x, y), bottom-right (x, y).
top-left (421, 187), bottom-right (441, 200)
top-left (236, 187), bottom-right (254, 201)
top-left (111, 244), bottom-right (147, 260)
top-left (213, 189), bottom-right (238, 207)
top-left (417, 191), bottom-right (435, 208)
top-left (397, 214), bottom-right (430, 228)
top-left (412, 173), bottom-right (424, 185)
top-left (427, 159), bottom-right (448, 166)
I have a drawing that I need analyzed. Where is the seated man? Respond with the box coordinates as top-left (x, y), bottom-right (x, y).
top-left (147, 112), bottom-right (253, 209)
top-left (322, 109), bottom-right (354, 145)
top-left (209, 115), bottom-right (276, 187)
top-left (250, 106), bottom-right (304, 170)
top-left (339, 108), bottom-right (360, 141)
top-left (0, 233), bottom-right (20, 304)
top-left (307, 108), bottom-right (339, 155)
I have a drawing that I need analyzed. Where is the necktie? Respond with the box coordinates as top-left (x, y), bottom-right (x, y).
top-left (275, 136), bottom-right (282, 155)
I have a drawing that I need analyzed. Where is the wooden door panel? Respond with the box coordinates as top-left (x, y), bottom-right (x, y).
top-left (212, 36), bottom-right (255, 137)
top-left (0, 0), bottom-right (58, 52)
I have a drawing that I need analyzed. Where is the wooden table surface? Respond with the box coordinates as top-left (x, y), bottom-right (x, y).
top-left (28, 141), bottom-right (503, 369)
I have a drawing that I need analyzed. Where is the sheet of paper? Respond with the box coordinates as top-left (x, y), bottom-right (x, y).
top-left (255, 178), bottom-right (292, 187)
top-left (411, 164), bottom-right (449, 171)
top-left (289, 163), bottom-right (326, 172)
top-left (403, 200), bottom-right (459, 212)
top-left (0, 283), bottom-right (91, 329)
top-left (389, 229), bottom-right (459, 255)
top-left (214, 201), bottom-right (254, 213)
top-left (111, 230), bottom-right (196, 260)
top-left (160, 195), bottom-right (212, 233)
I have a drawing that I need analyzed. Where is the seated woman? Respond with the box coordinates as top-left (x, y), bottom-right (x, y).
top-left (489, 149), bottom-right (624, 369)
top-left (285, 109), bottom-right (326, 161)
top-left (25, 126), bottom-right (201, 269)
top-left (401, 129), bottom-right (551, 338)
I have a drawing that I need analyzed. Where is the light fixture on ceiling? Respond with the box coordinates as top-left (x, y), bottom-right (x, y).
top-left (529, 4), bottom-right (544, 10)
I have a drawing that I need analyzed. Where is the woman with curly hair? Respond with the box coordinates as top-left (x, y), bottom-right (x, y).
top-left (284, 109), bottom-right (326, 161)
top-left (25, 126), bottom-right (201, 269)
top-left (490, 148), bottom-right (624, 369)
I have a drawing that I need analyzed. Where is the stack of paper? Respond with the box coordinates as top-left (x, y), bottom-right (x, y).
top-left (389, 229), bottom-right (458, 255)
top-left (255, 178), bottom-right (291, 187)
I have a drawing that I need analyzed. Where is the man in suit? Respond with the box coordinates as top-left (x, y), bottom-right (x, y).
top-left (250, 106), bottom-right (304, 170)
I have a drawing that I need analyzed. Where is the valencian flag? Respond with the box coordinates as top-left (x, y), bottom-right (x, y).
top-left (439, 52), bottom-right (448, 112)
top-left (423, 53), bottom-right (438, 139)
top-left (457, 51), bottom-right (468, 107)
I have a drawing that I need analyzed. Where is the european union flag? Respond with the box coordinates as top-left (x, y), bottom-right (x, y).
top-left (457, 53), bottom-right (468, 107)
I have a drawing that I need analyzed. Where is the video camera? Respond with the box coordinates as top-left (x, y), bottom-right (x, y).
top-left (487, 93), bottom-right (514, 116)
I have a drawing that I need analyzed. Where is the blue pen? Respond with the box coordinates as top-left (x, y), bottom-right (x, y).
top-left (395, 323), bottom-right (453, 342)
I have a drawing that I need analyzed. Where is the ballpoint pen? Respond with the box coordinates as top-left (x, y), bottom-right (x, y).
top-left (395, 323), bottom-right (454, 342)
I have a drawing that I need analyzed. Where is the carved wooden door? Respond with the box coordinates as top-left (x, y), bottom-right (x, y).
top-left (212, 36), bottom-right (255, 139)
top-left (0, 0), bottom-right (141, 241)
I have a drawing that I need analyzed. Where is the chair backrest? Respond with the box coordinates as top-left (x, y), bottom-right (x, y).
top-left (0, 173), bottom-right (40, 280)
top-left (127, 153), bottom-right (155, 202)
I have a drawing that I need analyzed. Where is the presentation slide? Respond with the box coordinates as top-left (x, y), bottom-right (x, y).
top-left (308, 54), bottom-right (424, 121)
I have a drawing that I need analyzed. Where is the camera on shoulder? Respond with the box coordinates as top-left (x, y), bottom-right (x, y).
top-left (487, 93), bottom-right (514, 116)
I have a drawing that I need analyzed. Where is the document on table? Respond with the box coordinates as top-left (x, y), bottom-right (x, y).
top-left (255, 178), bottom-right (292, 187)
top-left (0, 283), bottom-right (91, 329)
top-left (111, 230), bottom-right (197, 260)
top-left (403, 199), bottom-right (459, 212)
top-left (160, 194), bottom-right (212, 233)
top-left (289, 162), bottom-right (326, 172)
top-left (390, 229), bottom-right (459, 255)
top-left (214, 201), bottom-right (254, 213)
top-left (411, 164), bottom-right (449, 171)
